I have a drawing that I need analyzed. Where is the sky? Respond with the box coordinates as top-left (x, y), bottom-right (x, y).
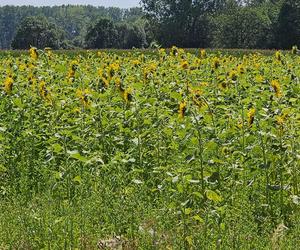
top-left (0, 0), bottom-right (140, 8)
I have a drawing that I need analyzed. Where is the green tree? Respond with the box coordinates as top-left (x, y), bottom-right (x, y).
top-left (11, 16), bottom-right (63, 49)
top-left (277, 0), bottom-right (300, 48)
top-left (85, 18), bottom-right (118, 49)
top-left (141, 0), bottom-right (225, 47)
top-left (212, 6), bottom-right (273, 49)
top-left (116, 23), bottom-right (147, 49)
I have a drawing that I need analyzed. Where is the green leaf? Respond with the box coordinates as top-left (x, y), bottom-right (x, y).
top-left (184, 208), bottom-right (192, 215)
top-left (73, 175), bottom-right (82, 184)
top-left (0, 165), bottom-right (7, 173)
top-left (206, 190), bottom-right (223, 202)
top-left (67, 150), bottom-right (88, 162)
top-left (170, 91), bottom-right (182, 100)
top-left (193, 215), bottom-right (204, 223)
top-left (52, 143), bottom-right (63, 153)
top-left (185, 236), bottom-right (193, 246)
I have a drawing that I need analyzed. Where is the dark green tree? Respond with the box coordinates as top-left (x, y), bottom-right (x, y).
top-left (277, 0), bottom-right (300, 48)
top-left (11, 16), bottom-right (63, 49)
top-left (116, 23), bottom-right (147, 49)
top-left (212, 6), bottom-right (274, 49)
top-left (85, 18), bottom-right (118, 48)
top-left (141, 0), bottom-right (225, 47)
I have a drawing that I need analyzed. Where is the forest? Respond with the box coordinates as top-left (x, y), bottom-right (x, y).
top-left (0, 0), bottom-right (299, 50)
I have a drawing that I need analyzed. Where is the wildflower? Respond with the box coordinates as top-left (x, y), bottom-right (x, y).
top-left (4, 76), bottom-right (13, 94)
top-left (159, 48), bottom-right (166, 57)
top-left (275, 51), bottom-right (282, 62)
top-left (39, 81), bottom-right (51, 102)
top-left (276, 111), bottom-right (288, 126)
top-left (200, 49), bottom-right (206, 59)
top-left (212, 57), bottom-right (220, 69)
top-left (220, 81), bottom-right (229, 90)
top-left (132, 60), bottom-right (141, 66)
top-left (108, 63), bottom-right (120, 78)
top-left (247, 108), bottom-right (256, 127)
top-left (68, 60), bottom-right (79, 80)
top-left (237, 64), bottom-right (245, 74)
top-left (123, 88), bottom-right (133, 103)
top-left (76, 89), bottom-right (91, 107)
top-left (255, 75), bottom-right (264, 83)
top-left (229, 70), bottom-right (238, 81)
top-left (179, 101), bottom-right (187, 119)
top-left (29, 47), bottom-right (38, 60)
top-left (191, 89), bottom-right (205, 108)
top-left (271, 80), bottom-right (282, 97)
top-left (143, 63), bottom-right (157, 79)
top-left (181, 60), bottom-right (189, 69)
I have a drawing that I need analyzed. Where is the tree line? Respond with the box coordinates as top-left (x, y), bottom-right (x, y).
top-left (1, 0), bottom-right (299, 50)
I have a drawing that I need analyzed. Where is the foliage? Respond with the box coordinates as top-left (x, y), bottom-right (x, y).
top-left (277, 0), bottom-right (300, 49)
top-left (11, 16), bottom-right (64, 49)
top-left (0, 5), bottom-right (144, 49)
top-left (85, 18), bottom-right (118, 49)
top-left (0, 47), bottom-right (299, 248)
top-left (212, 6), bottom-right (273, 49)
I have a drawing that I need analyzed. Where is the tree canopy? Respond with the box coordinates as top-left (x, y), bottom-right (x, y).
top-left (0, 1), bottom-right (299, 49)
top-left (11, 16), bottom-right (63, 49)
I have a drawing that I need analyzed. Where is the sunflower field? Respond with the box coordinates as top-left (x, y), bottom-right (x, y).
top-left (0, 47), bottom-right (299, 249)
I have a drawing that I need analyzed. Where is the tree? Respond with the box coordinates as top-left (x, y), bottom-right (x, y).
top-left (141, 0), bottom-right (225, 47)
top-left (85, 18), bottom-right (118, 49)
top-left (277, 0), bottom-right (300, 48)
top-left (116, 23), bottom-right (147, 49)
top-left (11, 16), bottom-right (63, 49)
top-left (212, 6), bottom-right (274, 49)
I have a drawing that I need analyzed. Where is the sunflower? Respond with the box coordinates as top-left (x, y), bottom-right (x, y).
top-left (271, 80), bottom-right (282, 98)
top-left (179, 101), bottom-right (187, 119)
top-left (247, 108), bottom-right (256, 127)
top-left (4, 76), bottom-right (13, 94)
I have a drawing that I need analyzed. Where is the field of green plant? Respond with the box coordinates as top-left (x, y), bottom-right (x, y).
top-left (0, 47), bottom-right (299, 249)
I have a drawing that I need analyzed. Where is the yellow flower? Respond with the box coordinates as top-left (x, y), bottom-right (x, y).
top-left (181, 60), bottom-right (189, 69)
top-left (200, 49), bottom-right (206, 59)
top-left (143, 63), bottom-right (157, 79)
top-left (229, 70), bottom-right (238, 81)
top-left (276, 111), bottom-right (288, 126)
top-left (212, 57), bottom-right (220, 69)
top-left (237, 64), bottom-right (245, 74)
top-left (247, 108), bottom-right (256, 127)
top-left (191, 89), bottom-right (206, 108)
top-left (123, 88), bottom-right (133, 103)
top-left (68, 60), bottom-right (79, 80)
top-left (271, 80), bottom-right (282, 97)
top-left (76, 89), bottom-right (91, 107)
top-left (108, 63), bottom-right (120, 78)
top-left (159, 48), bottom-right (166, 56)
top-left (132, 60), bottom-right (141, 66)
top-left (29, 47), bottom-right (38, 60)
top-left (255, 75), bottom-right (264, 83)
top-left (4, 76), bottom-right (13, 94)
top-left (179, 101), bottom-right (187, 119)
top-left (275, 51), bottom-right (282, 61)
top-left (39, 81), bottom-right (51, 102)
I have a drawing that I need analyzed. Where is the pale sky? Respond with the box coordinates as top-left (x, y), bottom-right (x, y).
top-left (0, 0), bottom-right (140, 8)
